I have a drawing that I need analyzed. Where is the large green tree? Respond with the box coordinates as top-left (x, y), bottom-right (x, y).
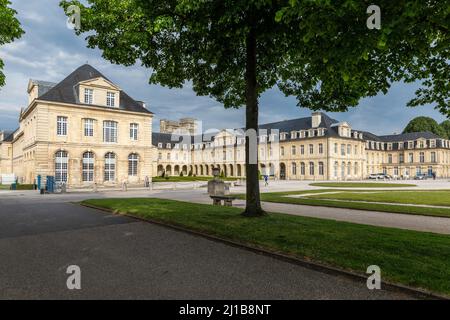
top-left (440, 120), bottom-right (450, 139)
top-left (403, 116), bottom-right (447, 138)
top-left (61, 0), bottom-right (449, 216)
top-left (0, 0), bottom-right (24, 87)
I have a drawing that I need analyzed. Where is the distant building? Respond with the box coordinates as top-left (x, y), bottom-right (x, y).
top-left (152, 112), bottom-right (450, 180)
top-left (160, 118), bottom-right (198, 135)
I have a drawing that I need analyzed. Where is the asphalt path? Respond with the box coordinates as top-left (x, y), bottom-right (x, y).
top-left (0, 196), bottom-right (413, 299)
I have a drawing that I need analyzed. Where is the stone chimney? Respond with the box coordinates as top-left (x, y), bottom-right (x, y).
top-left (311, 112), bottom-right (322, 128)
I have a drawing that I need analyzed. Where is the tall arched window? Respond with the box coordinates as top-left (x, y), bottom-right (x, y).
top-left (55, 151), bottom-right (68, 183)
top-left (300, 162), bottom-right (305, 175)
top-left (128, 153), bottom-right (138, 176)
top-left (82, 152), bottom-right (94, 182)
top-left (291, 162), bottom-right (297, 175)
top-left (104, 152), bottom-right (116, 182)
top-left (309, 162), bottom-right (315, 175)
top-left (319, 162), bottom-right (324, 175)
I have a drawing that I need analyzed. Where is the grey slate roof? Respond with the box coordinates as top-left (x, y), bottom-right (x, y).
top-left (29, 79), bottom-right (57, 98)
top-left (378, 132), bottom-right (441, 142)
top-left (38, 64), bottom-right (152, 114)
top-left (2, 131), bottom-right (15, 142)
top-left (250, 112), bottom-right (338, 133)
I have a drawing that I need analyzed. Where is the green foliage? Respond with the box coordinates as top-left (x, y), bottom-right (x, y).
top-left (403, 116), bottom-right (448, 138)
top-left (277, 0), bottom-right (449, 116)
top-left (440, 120), bottom-right (450, 139)
top-left (60, 0), bottom-right (448, 114)
top-left (180, 171), bottom-right (184, 177)
top-left (0, 0), bottom-right (24, 87)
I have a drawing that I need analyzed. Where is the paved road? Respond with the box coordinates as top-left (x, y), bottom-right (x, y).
top-left (0, 196), bottom-right (413, 299)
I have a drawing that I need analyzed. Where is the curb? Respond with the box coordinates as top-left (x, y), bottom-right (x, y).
top-left (79, 202), bottom-right (449, 300)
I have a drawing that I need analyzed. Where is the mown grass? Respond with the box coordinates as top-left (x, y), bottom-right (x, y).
top-left (307, 190), bottom-right (450, 207)
top-left (309, 182), bottom-right (416, 188)
top-left (0, 184), bottom-right (10, 190)
top-left (236, 190), bottom-right (450, 218)
top-left (82, 198), bottom-right (450, 296)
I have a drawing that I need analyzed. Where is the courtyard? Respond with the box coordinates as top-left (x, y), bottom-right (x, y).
top-left (1, 179), bottom-right (450, 298)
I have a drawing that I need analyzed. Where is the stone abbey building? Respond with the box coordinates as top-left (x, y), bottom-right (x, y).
top-left (1, 64), bottom-right (450, 187)
top-left (0, 64), bottom-right (154, 187)
top-left (153, 113), bottom-right (450, 181)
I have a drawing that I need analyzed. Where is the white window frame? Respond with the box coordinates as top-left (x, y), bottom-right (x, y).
top-left (106, 91), bottom-right (116, 107)
top-left (84, 118), bottom-right (94, 137)
top-left (82, 152), bottom-right (95, 182)
top-left (128, 153), bottom-right (138, 176)
top-left (55, 151), bottom-right (68, 183)
top-left (104, 152), bottom-right (116, 182)
top-left (130, 123), bottom-right (139, 141)
top-left (103, 121), bottom-right (118, 143)
top-left (84, 88), bottom-right (94, 104)
top-left (57, 116), bottom-right (67, 136)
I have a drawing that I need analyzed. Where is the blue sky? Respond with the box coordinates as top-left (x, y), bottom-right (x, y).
top-left (0, 0), bottom-right (447, 134)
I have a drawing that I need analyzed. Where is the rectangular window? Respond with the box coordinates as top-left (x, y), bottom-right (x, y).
top-left (130, 123), bottom-right (139, 141)
top-left (57, 116), bottom-right (67, 136)
top-left (291, 146), bottom-right (296, 155)
top-left (84, 88), bottom-right (93, 104)
top-left (319, 144), bottom-right (323, 154)
top-left (341, 144), bottom-right (345, 156)
top-left (388, 154), bottom-right (393, 164)
top-left (84, 119), bottom-right (94, 137)
top-left (399, 153), bottom-right (404, 163)
top-left (409, 153), bottom-right (414, 163)
top-left (106, 92), bottom-right (116, 107)
top-left (420, 152), bottom-right (425, 163)
top-left (431, 152), bottom-right (436, 163)
top-left (103, 121), bottom-right (117, 143)
top-left (300, 145), bottom-right (304, 155)
top-left (309, 144), bottom-right (314, 154)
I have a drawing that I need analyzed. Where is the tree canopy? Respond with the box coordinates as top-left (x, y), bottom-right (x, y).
top-left (0, 0), bottom-right (24, 87)
top-left (403, 116), bottom-right (448, 138)
top-left (440, 120), bottom-right (450, 139)
top-left (60, 0), bottom-right (449, 215)
top-left (277, 0), bottom-right (449, 116)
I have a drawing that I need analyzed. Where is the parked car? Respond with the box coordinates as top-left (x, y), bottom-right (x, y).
top-left (368, 173), bottom-right (391, 180)
top-left (414, 173), bottom-right (428, 180)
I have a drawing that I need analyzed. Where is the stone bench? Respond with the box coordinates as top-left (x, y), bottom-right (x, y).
top-left (210, 195), bottom-right (236, 207)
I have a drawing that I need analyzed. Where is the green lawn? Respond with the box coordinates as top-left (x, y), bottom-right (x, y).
top-left (307, 190), bottom-right (450, 207)
top-left (235, 190), bottom-right (450, 218)
top-left (0, 184), bottom-right (10, 190)
top-left (309, 182), bottom-right (416, 188)
top-left (152, 176), bottom-right (241, 182)
top-left (82, 198), bottom-right (450, 296)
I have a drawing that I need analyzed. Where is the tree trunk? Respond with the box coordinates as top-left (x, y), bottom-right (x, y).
top-left (242, 26), bottom-right (266, 217)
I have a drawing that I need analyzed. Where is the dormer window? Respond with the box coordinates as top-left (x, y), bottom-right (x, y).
top-left (107, 92), bottom-right (116, 107)
top-left (84, 88), bottom-right (94, 104)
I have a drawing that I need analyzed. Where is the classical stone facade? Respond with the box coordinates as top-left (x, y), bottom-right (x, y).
top-left (2, 65), bottom-right (450, 186)
top-left (0, 64), bottom-right (155, 187)
top-left (153, 112), bottom-right (450, 180)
